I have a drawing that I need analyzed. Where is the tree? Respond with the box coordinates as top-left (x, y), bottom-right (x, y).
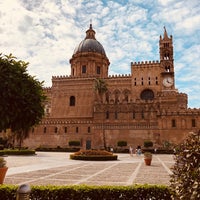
top-left (0, 54), bottom-right (46, 148)
top-left (94, 78), bottom-right (108, 102)
top-left (170, 131), bottom-right (200, 200)
top-left (94, 78), bottom-right (108, 149)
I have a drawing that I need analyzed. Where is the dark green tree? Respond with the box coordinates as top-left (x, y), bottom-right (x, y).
top-left (170, 131), bottom-right (200, 200)
top-left (0, 54), bottom-right (46, 148)
top-left (94, 78), bottom-right (108, 102)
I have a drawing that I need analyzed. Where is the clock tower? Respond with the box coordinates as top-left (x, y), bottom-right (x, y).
top-left (160, 27), bottom-right (175, 90)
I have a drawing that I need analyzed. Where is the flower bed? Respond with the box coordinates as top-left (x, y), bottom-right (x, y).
top-left (70, 150), bottom-right (118, 161)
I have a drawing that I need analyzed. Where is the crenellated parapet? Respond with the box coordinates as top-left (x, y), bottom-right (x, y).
top-left (52, 74), bottom-right (132, 81)
top-left (186, 108), bottom-right (200, 113)
top-left (158, 107), bottom-right (200, 116)
top-left (131, 60), bottom-right (160, 68)
top-left (43, 87), bottom-right (52, 93)
top-left (157, 91), bottom-right (187, 97)
top-left (106, 74), bottom-right (131, 82)
top-left (52, 74), bottom-right (106, 80)
top-left (40, 118), bottom-right (93, 125)
top-left (108, 74), bottom-right (131, 78)
top-left (52, 75), bottom-right (72, 79)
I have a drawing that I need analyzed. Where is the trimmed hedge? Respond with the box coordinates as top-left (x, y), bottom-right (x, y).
top-left (0, 185), bottom-right (172, 200)
top-left (144, 140), bottom-right (153, 148)
top-left (35, 147), bottom-right (80, 152)
top-left (117, 141), bottom-right (127, 147)
top-left (0, 185), bottom-right (17, 200)
top-left (0, 149), bottom-right (36, 156)
top-left (68, 141), bottom-right (81, 146)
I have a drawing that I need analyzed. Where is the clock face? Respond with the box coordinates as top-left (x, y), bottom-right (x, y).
top-left (163, 77), bottom-right (174, 87)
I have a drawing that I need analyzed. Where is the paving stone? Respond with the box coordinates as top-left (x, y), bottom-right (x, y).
top-left (4, 152), bottom-right (174, 186)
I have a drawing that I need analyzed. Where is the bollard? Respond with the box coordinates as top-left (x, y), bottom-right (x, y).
top-left (16, 184), bottom-right (31, 200)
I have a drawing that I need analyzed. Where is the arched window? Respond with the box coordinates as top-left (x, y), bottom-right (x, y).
top-left (192, 119), bottom-right (196, 127)
top-left (82, 65), bottom-right (86, 73)
top-left (172, 119), bottom-right (176, 127)
top-left (105, 92), bottom-right (110, 103)
top-left (70, 96), bottom-right (75, 106)
top-left (54, 127), bottom-right (58, 133)
top-left (123, 89), bottom-right (130, 102)
top-left (106, 111), bottom-right (109, 119)
top-left (165, 65), bottom-right (170, 72)
top-left (115, 111), bottom-right (118, 119)
top-left (132, 111), bottom-right (135, 119)
top-left (97, 66), bottom-right (101, 74)
top-left (141, 110), bottom-right (144, 119)
top-left (140, 89), bottom-right (154, 100)
top-left (114, 90), bottom-right (120, 104)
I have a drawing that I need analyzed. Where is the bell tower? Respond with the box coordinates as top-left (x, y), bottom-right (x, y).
top-left (160, 27), bottom-right (175, 89)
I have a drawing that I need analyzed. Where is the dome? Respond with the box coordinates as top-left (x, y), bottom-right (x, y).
top-left (73, 39), bottom-right (106, 55)
top-left (73, 24), bottom-right (106, 55)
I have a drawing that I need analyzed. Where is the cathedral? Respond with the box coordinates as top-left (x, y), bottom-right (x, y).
top-left (24, 24), bottom-right (200, 150)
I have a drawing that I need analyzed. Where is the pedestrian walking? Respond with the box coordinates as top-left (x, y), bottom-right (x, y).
top-left (129, 146), bottom-right (133, 156)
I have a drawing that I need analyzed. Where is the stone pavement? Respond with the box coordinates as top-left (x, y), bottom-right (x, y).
top-left (4, 152), bottom-right (174, 186)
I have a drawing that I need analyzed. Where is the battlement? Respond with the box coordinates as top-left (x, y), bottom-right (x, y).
top-left (186, 108), bottom-right (200, 113)
top-left (43, 87), bottom-right (52, 92)
top-left (52, 75), bottom-right (72, 79)
top-left (131, 60), bottom-right (160, 68)
top-left (108, 74), bottom-right (131, 78)
top-left (52, 74), bottom-right (132, 81)
top-left (41, 119), bottom-right (93, 125)
top-left (52, 75), bottom-right (97, 81)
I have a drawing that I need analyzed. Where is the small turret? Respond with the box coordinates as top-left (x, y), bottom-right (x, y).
top-left (85, 23), bottom-right (96, 39)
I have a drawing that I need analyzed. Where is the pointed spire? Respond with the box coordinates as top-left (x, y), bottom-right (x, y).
top-left (89, 19), bottom-right (92, 29)
top-left (163, 26), bottom-right (169, 39)
top-left (85, 21), bottom-right (96, 40)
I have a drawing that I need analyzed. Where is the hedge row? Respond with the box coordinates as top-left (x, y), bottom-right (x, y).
top-left (35, 147), bottom-right (80, 152)
top-left (0, 185), bottom-right (172, 200)
top-left (0, 149), bottom-right (36, 156)
top-left (70, 154), bottom-right (118, 161)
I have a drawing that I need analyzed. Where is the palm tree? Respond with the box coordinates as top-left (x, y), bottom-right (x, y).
top-left (94, 78), bottom-right (108, 102)
top-left (94, 78), bottom-right (108, 149)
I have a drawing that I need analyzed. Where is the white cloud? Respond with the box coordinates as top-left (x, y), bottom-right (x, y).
top-left (0, 0), bottom-right (199, 108)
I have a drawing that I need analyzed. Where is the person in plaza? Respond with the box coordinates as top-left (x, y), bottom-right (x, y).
top-left (136, 145), bottom-right (141, 155)
top-left (110, 147), bottom-right (113, 153)
top-left (129, 146), bottom-right (133, 156)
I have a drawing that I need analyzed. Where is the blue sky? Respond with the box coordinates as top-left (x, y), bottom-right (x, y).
top-left (0, 0), bottom-right (200, 108)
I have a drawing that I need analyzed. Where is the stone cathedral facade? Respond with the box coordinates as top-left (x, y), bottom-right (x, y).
top-left (24, 24), bottom-right (200, 149)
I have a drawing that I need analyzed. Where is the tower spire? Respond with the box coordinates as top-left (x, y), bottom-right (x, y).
top-left (90, 19), bottom-right (92, 29)
top-left (163, 26), bottom-right (169, 39)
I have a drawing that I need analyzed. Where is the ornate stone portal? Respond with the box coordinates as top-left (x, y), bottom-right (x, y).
top-left (23, 24), bottom-right (200, 149)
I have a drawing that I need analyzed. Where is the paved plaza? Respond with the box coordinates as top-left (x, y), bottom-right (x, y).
top-left (4, 152), bottom-right (174, 186)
